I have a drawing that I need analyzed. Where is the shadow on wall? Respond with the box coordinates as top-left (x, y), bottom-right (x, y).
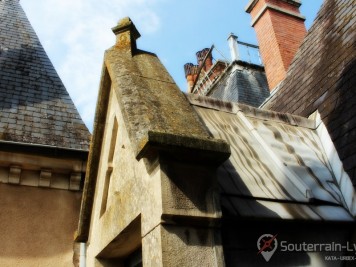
top-left (218, 160), bottom-right (311, 267)
top-left (161, 153), bottom-right (313, 265)
top-left (160, 155), bottom-right (220, 214)
top-left (218, 161), bottom-right (355, 267)
top-left (222, 218), bottom-right (353, 267)
top-left (0, 183), bottom-right (81, 258)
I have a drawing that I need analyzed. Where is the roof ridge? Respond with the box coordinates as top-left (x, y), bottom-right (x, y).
top-left (187, 94), bottom-right (316, 129)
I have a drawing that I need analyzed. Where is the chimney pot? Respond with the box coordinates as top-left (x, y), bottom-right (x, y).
top-left (196, 50), bottom-right (204, 67)
top-left (228, 33), bottom-right (239, 62)
top-left (184, 63), bottom-right (194, 77)
top-left (196, 48), bottom-right (213, 71)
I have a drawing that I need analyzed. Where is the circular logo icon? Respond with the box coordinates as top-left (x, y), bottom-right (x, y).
top-left (257, 234), bottom-right (278, 262)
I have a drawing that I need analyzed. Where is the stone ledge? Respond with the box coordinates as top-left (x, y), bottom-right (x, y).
top-left (0, 165), bottom-right (82, 191)
top-left (161, 214), bottom-right (221, 228)
top-left (0, 150), bottom-right (86, 191)
top-left (137, 130), bottom-right (231, 165)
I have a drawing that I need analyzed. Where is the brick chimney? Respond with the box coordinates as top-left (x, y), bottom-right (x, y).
top-left (246, 0), bottom-right (307, 90)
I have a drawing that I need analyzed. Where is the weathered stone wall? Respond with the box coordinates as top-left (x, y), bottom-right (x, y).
top-left (0, 183), bottom-right (81, 267)
top-left (86, 81), bottom-right (225, 267)
top-left (82, 18), bottom-right (230, 267)
top-left (86, 85), bottom-right (148, 266)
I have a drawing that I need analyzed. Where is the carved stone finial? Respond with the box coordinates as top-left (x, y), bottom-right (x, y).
top-left (111, 17), bottom-right (141, 50)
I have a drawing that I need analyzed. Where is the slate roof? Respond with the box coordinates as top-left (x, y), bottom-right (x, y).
top-left (0, 0), bottom-right (90, 150)
top-left (188, 95), bottom-right (356, 221)
top-left (207, 61), bottom-right (270, 107)
top-left (262, 0), bottom-right (356, 185)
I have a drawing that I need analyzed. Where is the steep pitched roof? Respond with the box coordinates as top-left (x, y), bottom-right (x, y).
top-left (0, 0), bottom-right (90, 150)
top-left (207, 61), bottom-right (269, 107)
top-left (188, 95), bottom-right (356, 221)
top-left (262, 0), bottom-right (356, 184)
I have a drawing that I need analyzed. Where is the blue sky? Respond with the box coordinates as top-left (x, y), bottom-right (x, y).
top-left (21, 0), bottom-right (324, 131)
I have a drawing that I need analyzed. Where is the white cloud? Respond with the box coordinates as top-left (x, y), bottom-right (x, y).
top-left (22, 0), bottom-right (162, 131)
top-left (135, 10), bottom-right (160, 34)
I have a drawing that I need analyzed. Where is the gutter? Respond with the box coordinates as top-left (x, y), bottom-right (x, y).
top-left (0, 140), bottom-right (89, 159)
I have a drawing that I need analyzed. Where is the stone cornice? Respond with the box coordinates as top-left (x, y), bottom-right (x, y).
top-left (251, 3), bottom-right (306, 27)
top-left (0, 150), bottom-right (86, 191)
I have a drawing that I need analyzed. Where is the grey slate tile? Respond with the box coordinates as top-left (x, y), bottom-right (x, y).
top-left (208, 62), bottom-right (270, 107)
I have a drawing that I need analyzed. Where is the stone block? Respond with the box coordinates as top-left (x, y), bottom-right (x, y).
top-left (8, 165), bottom-right (21, 184)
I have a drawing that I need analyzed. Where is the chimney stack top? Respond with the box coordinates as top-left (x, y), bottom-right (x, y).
top-left (246, 0), bottom-right (302, 13)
